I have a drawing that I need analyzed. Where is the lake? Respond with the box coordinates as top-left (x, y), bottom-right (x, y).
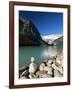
top-left (19, 45), bottom-right (63, 68)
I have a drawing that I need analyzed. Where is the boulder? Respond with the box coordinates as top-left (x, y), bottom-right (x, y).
top-left (56, 58), bottom-right (63, 66)
top-left (44, 66), bottom-right (49, 71)
top-left (39, 63), bottom-right (45, 71)
top-left (29, 57), bottom-right (37, 74)
top-left (29, 63), bottom-right (37, 74)
top-left (36, 71), bottom-right (47, 78)
top-left (52, 63), bottom-right (57, 70)
top-left (46, 62), bottom-right (52, 67)
top-left (29, 73), bottom-right (38, 79)
top-left (54, 70), bottom-right (63, 77)
top-left (47, 67), bottom-right (53, 75)
top-left (20, 76), bottom-right (28, 79)
top-left (20, 69), bottom-right (29, 78)
top-left (52, 62), bottom-right (63, 75)
top-left (36, 70), bottom-right (52, 78)
top-left (39, 74), bottom-right (52, 78)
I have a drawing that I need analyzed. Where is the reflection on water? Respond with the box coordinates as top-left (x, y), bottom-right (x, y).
top-left (19, 45), bottom-right (63, 68)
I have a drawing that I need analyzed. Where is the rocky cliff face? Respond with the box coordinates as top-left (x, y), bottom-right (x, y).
top-left (19, 17), bottom-right (41, 46)
top-left (53, 36), bottom-right (63, 45)
top-left (19, 17), bottom-right (48, 46)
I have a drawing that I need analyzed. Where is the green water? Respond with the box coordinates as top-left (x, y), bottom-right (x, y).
top-left (19, 46), bottom-right (63, 68)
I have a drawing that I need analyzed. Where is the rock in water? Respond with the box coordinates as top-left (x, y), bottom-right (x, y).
top-left (20, 69), bottom-right (29, 78)
top-left (29, 57), bottom-right (37, 74)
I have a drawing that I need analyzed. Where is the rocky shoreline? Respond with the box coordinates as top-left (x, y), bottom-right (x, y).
top-left (19, 53), bottom-right (63, 79)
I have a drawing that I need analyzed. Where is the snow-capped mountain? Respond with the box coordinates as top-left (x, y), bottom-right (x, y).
top-left (41, 34), bottom-right (63, 44)
top-left (41, 34), bottom-right (62, 41)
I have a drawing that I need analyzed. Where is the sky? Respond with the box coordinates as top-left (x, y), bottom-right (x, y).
top-left (19, 11), bottom-right (63, 35)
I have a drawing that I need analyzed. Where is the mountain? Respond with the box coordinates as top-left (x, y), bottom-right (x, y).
top-left (53, 36), bottom-right (63, 45)
top-left (19, 17), bottom-right (48, 46)
top-left (41, 34), bottom-right (62, 41)
top-left (41, 34), bottom-right (62, 45)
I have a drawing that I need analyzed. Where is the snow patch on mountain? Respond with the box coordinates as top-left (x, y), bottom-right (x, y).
top-left (41, 34), bottom-right (62, 45)
top-left (41, 34), bottom-right (62, 41)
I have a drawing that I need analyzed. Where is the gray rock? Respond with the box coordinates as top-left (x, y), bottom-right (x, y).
top-left (29, 73), bottom-right (38, 79)
top-left (20, 69), bottom-right (29, 78)
top-left (56, 59), bottom-right (62, 65)
top-left (29, 57), bottom-right (37, 74)
top-left (20, 76), bottom-right (28, 79)
top-left (36, 71), bottom-right (48, 78)
top-left (39, 63), bottom-right (45, 71)
top-left (44, 66), bottom-right (49, 71)
top-left (52, 62), bottom-right (63, 74)
top-left (39, 74), bottom-right (52, 78)
top-left (29, 63), bottom-right (37, 74)
top-left (47, 68), bottom-right (53, 75)
top-left (54, 70), bottom-right (63, 77)
top-left (47, 74), bottom-right (52, 78)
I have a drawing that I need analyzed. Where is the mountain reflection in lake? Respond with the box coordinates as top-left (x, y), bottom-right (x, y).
top-left (19, 45), bottom-right (63, 68)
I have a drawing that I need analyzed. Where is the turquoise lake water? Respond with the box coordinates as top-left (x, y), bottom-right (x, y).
top-left (19, 45), bottom-right (63, 68)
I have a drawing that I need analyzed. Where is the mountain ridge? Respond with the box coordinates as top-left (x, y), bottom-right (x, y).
top-left (19, 17), bottom-right (48, 46)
